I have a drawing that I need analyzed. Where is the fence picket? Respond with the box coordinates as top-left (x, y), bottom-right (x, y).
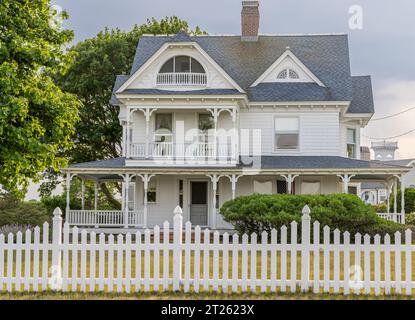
top-left (384, 234), bottom-right (391, 295)
top-left (203, 229), bottom-right (210, 292)
top-left (15, 232), bottom-right (22, 291)
top-left (354, 233), bottom-right (362, 295)
top-left (184, 222), bottom-right (191, 293)
top-left (71, 227), bottom-right (78, 292)
top-left (107, 234), bottom-right (114, 292)
top-left (162, 222), bottom-right (169, 292)
top-left (250, 233), bottom-right (257, 293)
top-left (313, 221), bottom-right (320, 294)
top-left (62, 224), bottom-right (69, 292)
top-left (89, 232), bottom-right (96, 292)
top-left (194, 226), bottom-right (201, 293)
top-left (80, 230), bottom-right (88, 292)
top-left (144, 230), bottom-right (151, 292)
top-left (6, 233), bottom-right (13, 292)
top-left (260, 231), bottom-right (268, 293)
top-left (343, 232), bottom-right (350, 295)
top-left (280, 226), bottom-right (287, 292)
top-left (41, 223), bottom-right (49, 291)
top-left (395, 231), bottom-right (402, 295)
top-left (333, 229), bottom-right (340, 294)
top-left (405, 229), bottom-right (412, 295)
top-left (116, 234), bottom-right (123, 293)
top-left (222, 232), bottom-right (229, 293)
top-left (134, 231), bottom-right (142, 292)
top-left (374, 235), bottom-right (381, 296)
top-left (363, 234), bottom-right (371, 295)
top-left (323, 226), bottom-right (330, 293)
top-left (290, 222), bottom-right (297, 293)
top-left (153, 226), bottom-right (160, 292)
top-left (33, 227), bottom-right (40, 292)
top-left (98, 233), bottom-right (105, 292)
top-left (231, 233), bottom-right (239, 293)
top-left (213, 231), bottom-right (220, 292)
top-left (270, 229), bottom-right (277, 293)
top-left (241, 234), bottom-right (248, 292)
top-left (24, 230), bottom-right (31, 291)
top-left (125, 233), bottom-right (132, 293)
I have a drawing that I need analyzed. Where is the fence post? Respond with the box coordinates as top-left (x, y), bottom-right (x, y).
top-left (51, 207), bottom-right (63, 290)
top-left (173, 206), bottom-right (183, 291)
top-left (301, 205), bottom-right (311, 292)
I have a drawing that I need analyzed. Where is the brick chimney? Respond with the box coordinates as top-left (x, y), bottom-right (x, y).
top-left (241, 1), bottom-right (260, 42)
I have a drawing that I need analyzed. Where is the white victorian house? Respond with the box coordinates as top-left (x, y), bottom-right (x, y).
top-left (64, 1), bottom-right (410, 230)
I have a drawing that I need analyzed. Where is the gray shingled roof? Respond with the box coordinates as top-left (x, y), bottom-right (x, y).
top-left (69, 156), bottom-right (405, 170)
top-left (382, 159), bottom-right (415, 167)
top-left (247, 83), bottom-right (332, 102)
top-left (110, 75), bottom-right (129, 105)
top-left (361, 182), bottom-right (385, 189)
top-left (111, 32), bottom-right (374, 113)
top-left (349, 76), bottom-right (375, 113)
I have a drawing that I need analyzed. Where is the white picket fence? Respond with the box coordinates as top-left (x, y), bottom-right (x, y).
top-left (0, 206), bottom-right (414, 295)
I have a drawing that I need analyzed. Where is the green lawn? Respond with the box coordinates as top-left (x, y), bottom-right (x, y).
top-left (0, 291), bottom-right (414, 300)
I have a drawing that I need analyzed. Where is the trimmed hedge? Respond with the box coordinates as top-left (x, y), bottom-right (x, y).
top-left (220, 194), bottom-right (407, 236)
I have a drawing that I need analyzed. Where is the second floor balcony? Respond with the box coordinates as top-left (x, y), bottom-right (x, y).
top-left (156, 72), bottom-right (207, 86)
top-left (129, 141), bottom-right (236, 161)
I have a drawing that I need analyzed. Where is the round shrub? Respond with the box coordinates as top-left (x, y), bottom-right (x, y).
top-left (220, 193), bottom-right (407, 237)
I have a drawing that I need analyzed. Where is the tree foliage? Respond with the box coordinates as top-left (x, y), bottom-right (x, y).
top-left (48, 17), bottom-right (205, 205)
top-left (0, 0), bottom-right (80, 197)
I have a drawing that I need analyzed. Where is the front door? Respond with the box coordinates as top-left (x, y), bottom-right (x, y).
top-left (190, 181), bottom-right (208, 226)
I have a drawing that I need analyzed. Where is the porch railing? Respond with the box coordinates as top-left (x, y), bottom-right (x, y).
top-left (67, 210), bottom-right (144, 227)
top-left (376, 212), bottom-right (404, 224)
top-left (129, 142), bottom-right (235, 160)
top-left (156, 72), bottom-right (207, 86)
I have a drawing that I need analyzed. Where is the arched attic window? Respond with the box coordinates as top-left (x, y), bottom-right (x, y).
top-left (277, 68), bottom-right (299, 80)
top-left (157, 56), bottom-right (207, 86)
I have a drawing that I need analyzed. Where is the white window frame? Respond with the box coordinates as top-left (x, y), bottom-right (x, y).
top-left (346, 127), bottom-right (357, 159)
top-left (154, 113), bottom-right (173, 143)
top-left (127, 182), bottom-right (136, 210)
top-left (273, 116), bottom-right (301, 153)
top-left (146, 178), bottom-right (158, 205)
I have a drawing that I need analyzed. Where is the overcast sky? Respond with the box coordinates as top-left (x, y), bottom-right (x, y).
top-left (54, 0), bottom-right (415, 159)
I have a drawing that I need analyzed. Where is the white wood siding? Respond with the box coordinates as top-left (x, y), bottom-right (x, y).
top-left (239, 111), bottom-right (341, 156)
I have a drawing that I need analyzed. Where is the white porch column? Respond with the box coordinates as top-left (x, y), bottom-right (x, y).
top-left (401, 176), bottom-right (406, 224)
top-left (137, 173), bottom-right (155, 228)
top-left (227, 174), bottom-right (243, 200)
top-left (337, 174), bottom-right (355, 194)
top-left (282, 174), bottom-right (299, 195)
top-left (94, 181), bottom-right (98, 211)
top-left (394, 177), bottom-right (398, 213)
top-left (231, 109), bottom-right (237, 160)
top-left (207, 174), bottom-right (220, 228)
top-left (65, 172), bottom-right (72, 216)
top-left (123, 174), bottom-right (131, 229)
top-left (81, 178), bottom-right (85, 210)
top-left (126, 108), bottom-right (131, 158)
top-left (138, 108), bottom-right (155, 159)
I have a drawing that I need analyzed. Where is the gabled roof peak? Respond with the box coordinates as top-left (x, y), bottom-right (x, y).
top-left (171, 31), bottom-right (192, 42)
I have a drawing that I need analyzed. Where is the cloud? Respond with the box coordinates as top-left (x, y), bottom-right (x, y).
top-left (362, 79), bottom-right (415, 159)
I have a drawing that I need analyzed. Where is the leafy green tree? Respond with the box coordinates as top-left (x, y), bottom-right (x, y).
top-left (50, 17), bottom-right (205, 206)
top-left (0, 0), bottom-right (80, 197)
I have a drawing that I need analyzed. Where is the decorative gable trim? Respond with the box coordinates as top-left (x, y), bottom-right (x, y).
top-left (116, 41), bottom-right (245, 94)
top-left (251, 48), bottom-right (326, 87)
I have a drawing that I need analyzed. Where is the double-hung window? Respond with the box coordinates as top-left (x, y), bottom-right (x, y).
top-left (347, 128), bottom-right (357, 159)
top-left (147, 179), bottom-right (157, 203)
top-left (155, 114), bottom-right (173, 143)
top-left (275, 117), bottom-right (300, 150)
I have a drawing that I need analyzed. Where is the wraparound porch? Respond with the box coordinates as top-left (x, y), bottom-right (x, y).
top-left (64, 156), bottom-right (411, 229)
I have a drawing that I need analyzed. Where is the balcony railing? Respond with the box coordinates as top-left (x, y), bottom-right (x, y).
top-left (156, 72), bottom-right (207, 86)
top-left (67, 210), bottom-right (144, 227)
top-left (129, 142), bottom-right (235, 160)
